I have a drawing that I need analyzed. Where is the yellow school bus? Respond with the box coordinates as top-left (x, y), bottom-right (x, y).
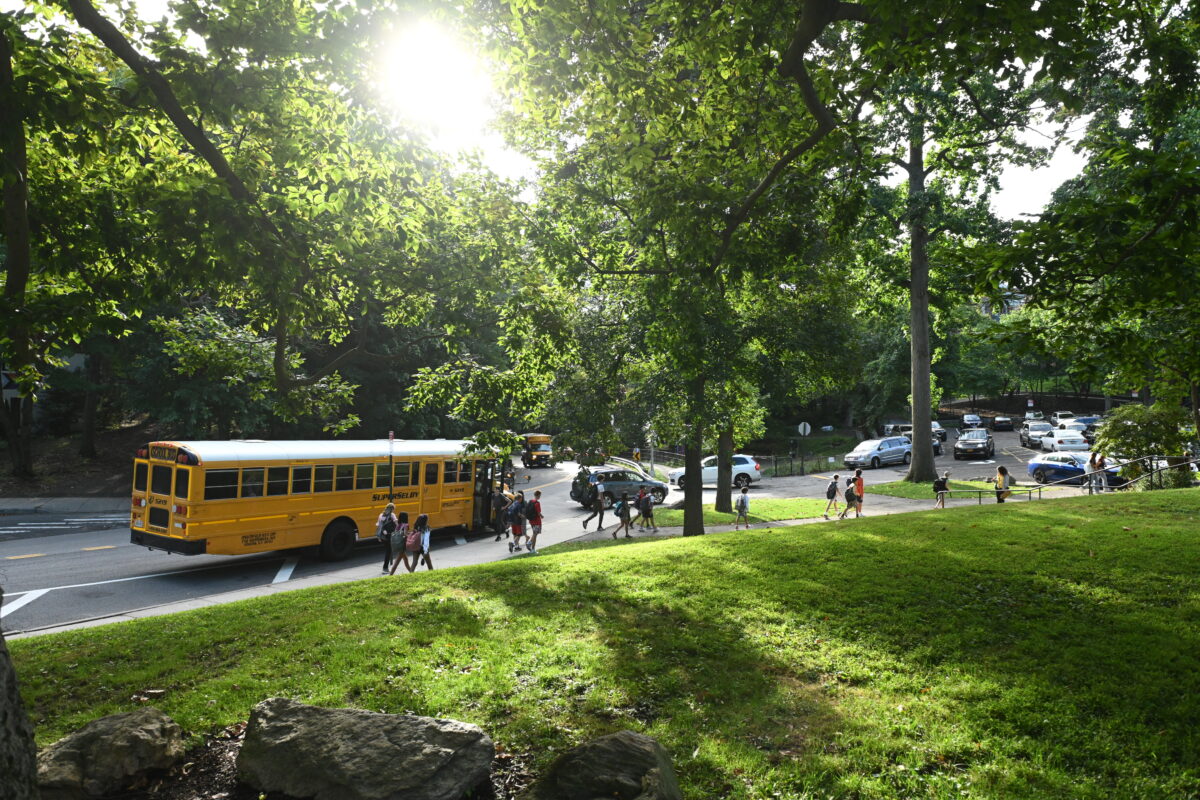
top-left (129, 440), bottom-right (502, 560)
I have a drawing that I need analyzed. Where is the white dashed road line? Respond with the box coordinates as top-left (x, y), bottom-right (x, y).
top-left (272, 557), bottom-right (300, 584)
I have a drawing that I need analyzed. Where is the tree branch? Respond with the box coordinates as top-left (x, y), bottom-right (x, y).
top-left (62, 0), bottom-right (254, 204)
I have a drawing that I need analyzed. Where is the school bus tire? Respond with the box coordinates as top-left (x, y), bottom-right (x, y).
top-left (319, 518), bottom-right (357, 561)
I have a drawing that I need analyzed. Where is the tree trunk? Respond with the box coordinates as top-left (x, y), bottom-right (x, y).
top-left (78, 349), bottom-right (102, 459)
top-left (682, 375), bottom-right (706, 536)
top-left (1190, 382), bottom-right (1199, 441)
top-left (0, 32), bottom-right (36, 479)
top-left (1, 587), bottom-right (42, 800)
top-left (904, 113), bottom-right (937, 482)
top-left (714, 425), bottom-right (733, 513)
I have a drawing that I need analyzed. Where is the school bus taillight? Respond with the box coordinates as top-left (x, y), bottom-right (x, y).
top-left (173, 504), bottom-right (188, 515)
top-left (133, 497), bottom-right (146, 507)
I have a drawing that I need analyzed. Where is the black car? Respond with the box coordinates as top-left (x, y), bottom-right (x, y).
top-left (991, 415), bottom-right (1014, 431)
top-left (1019, 421), bottom-right (1054, 448)
top-left (954, 428), bottom-right (995, 459)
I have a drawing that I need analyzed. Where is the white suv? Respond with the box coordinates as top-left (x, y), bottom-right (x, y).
top-left (668, 454), bottom-right (762, 491)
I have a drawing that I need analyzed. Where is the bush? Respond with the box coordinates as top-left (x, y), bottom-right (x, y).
top-left (1094, 402), bottom-right (1191, 461)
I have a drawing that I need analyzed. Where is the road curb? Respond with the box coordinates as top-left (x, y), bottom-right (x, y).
top-left (0, 497), bottom-right (128, 516)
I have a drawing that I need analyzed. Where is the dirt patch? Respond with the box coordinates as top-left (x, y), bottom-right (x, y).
top-left (0, 423), bottom-right (161, 498)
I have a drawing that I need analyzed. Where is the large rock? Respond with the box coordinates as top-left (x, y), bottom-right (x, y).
top-left (37, 706), bottom-right (185, 799)
top-left (522, 730), bottom-right (682, 800)
top-left (237, 697), bottom-right (493, 800)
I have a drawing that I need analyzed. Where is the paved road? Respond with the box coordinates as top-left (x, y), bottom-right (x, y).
top-left (0, 431), bottom-right (1056, 637)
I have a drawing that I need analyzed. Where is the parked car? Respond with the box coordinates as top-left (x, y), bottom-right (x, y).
top-left (1019, 421), bottom-right (1054, 448)
top-left (953, 428), bottom-right (994, 459)
top-left (962, 413), bottom-right (982, 428)
top-left (1056, 420), bottom-right (1088, 434)
top-left (667, 454), bottom-right (762, 491)
top-left (931, 421), bottom-right (947, 441)
top-left (1038, 430), bottom-right (1089, 452)
top-left (1024, 410), bottom-right (1045, 421)
top-left (1027, 452), bottom-right (1124, 486)
top-left (843, 437), bottom-right (912, 469)
top-left (991, 415), bottom-right (1014, 431)
top-left (902, 431), bottom-right (944, 456)
top-left (571, 466), bottom-right (669, 508)
top-left (1050, 410), bottom-right (1076, 425)
top-left (1074, 416), bottom-right (1103, 443)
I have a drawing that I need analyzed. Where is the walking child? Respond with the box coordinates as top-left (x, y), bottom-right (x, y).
top-left (993, 465), bottom-right (1013, 503)
top-left (823, 474), bottom-right (841, 519)
top-left (507, 491), bottom-right (527, 552)
top-left (639, 490), bottom-right (658, 532)
top-left (375, 503), bottom-right (399, 573)
top-left (838, 477), bottom-right (856, 520)
top-left (853, 469), bottom-right (865, 517)
top-left (611, 492), bottom-right (633, 539)
top-left (388, 512), bottom-right (411, 574)
top-left (582, 478), bottom-right (606, 532)
top-left (734, 487), bottom-right (750, 529)
top-left (403, 513), bottom-right (432, 572)
top-left (526, 490), bottom-right (543, 553)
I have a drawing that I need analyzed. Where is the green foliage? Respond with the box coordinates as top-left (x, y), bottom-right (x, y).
top-left (125, 310), bottom-right (357, 438)
top-left (13, 491), bottom-right (1200, 798)
top-left (1093, 402), bottom-right (1192, 461)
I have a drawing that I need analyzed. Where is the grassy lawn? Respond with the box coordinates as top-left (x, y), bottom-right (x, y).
top-left (11, 490), bottom-right (1200, 798)
top-left (653, 497), bottom-right (828, 527)
top-left (868, 479), bottom-right (995, 500)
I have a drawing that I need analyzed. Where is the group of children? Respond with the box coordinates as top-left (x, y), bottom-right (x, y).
top-left (823, 469), bottom-right (866, 520)
top-left (495, 489), bottom-right (544, 554)
top-left (374, 504), bottom-right (434, 574)
top-left (581, 483), bottom-right (660, 537)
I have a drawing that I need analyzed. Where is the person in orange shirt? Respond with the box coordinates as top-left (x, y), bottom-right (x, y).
top-left (853, 469), bottom-right (865, 517)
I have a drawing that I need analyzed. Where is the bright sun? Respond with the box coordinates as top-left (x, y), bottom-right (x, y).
top-left (377, 21), bottom-right (496, 154)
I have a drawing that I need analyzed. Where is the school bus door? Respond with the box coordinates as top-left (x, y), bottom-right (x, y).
top-left (472, 459), bottom-right (496, 531)
top-left (419, 460), bottom-right (444, 525)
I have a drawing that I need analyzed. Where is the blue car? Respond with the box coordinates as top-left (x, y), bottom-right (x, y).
top-left (1027, 452), bottom-right (1123, 486)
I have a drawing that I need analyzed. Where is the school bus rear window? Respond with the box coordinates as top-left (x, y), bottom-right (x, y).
top-left (151, 465), bottom-right (172, 495)
top-left (134, 462), bottom-right (147, 492)
top-left (175, 468), bottom-right (190, 499)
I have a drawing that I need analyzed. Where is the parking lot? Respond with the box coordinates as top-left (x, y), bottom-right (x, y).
top-left (735, 428), bottom-right (1064, 501)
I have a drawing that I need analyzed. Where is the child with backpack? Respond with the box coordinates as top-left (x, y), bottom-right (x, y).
top-left (734, 487), bottom-right (750, 530)
top-left (402, 513), bottom-right (432, 572)
top-left (611, 492), bottom-right (633, 539)
top-left (581, 479), bottom-right (605, 532)
top-left (375, 503), bottom-right (399, 573)
top-left (388, 512), bottom-right (411, 575)
top-left (525, 490), bottom-right (543, 554)
top-left (933, 471), bottom-right (950, 509)
top-left (639, 491), bottom-right (658, 532)
top-left (507, 492), bottom-right (527, 552)
top-left (823, 474), bottom-right (841, 520)
top-left (838, 477), bottom-right (857, 520)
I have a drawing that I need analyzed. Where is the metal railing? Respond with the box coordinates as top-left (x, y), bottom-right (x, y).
top-left (943, 454), bottom-right (1199, 504)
